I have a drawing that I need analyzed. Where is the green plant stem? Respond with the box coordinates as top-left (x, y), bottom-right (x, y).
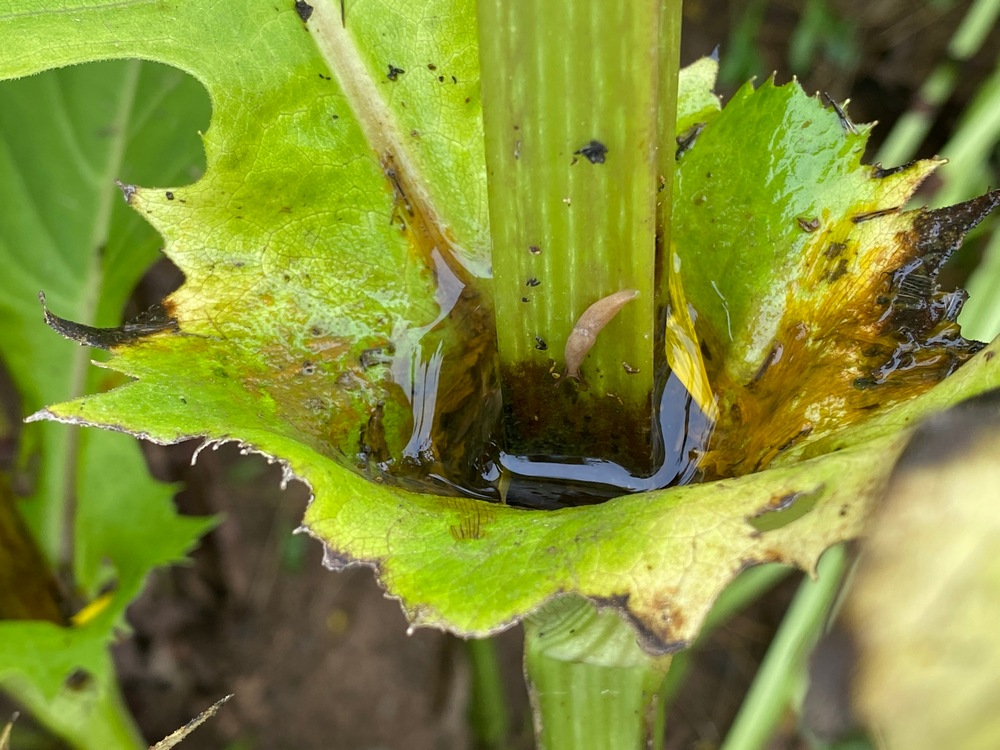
top-left (477, 0), bottom-right (681, 472)
top-left (875, 0), bottom-right (1000, 168)
top-left (466, 638), bottom-right (509, 749)
top-left (524, 597), bottom-right (672, 750)
top-left (718, 546), bottom-right (848, 750)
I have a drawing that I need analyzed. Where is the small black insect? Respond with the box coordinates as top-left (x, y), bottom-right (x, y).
top-left (871, 162), bottom-right (911, 179)
top-left (534, 336), bottom-right (548, 351)
top-left (675, 123), bottom-right (704, 158)
top-left (387, 64), bottom-right (405, 81)
top-left (574, 140), bottom-right (608, 164)
top-left (823, 93), bottom-right (857, 134)
top-left (65, 668), bottom-right (93, 691)
top-left (294, 0), bottom-right (313, 22)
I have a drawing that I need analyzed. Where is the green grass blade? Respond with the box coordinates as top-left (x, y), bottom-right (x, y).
top-left (875, 0), bottom-right (1000, 168)
top-left (467, 638), bottom-right (510, 749)
top-left (719, 547), bottom-right (848, 750)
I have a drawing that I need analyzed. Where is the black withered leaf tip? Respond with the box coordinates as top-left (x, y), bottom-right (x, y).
top-left (853, 189), bottom-right (1000, 389)
top-left (39, 292), bottom-right (179, 350)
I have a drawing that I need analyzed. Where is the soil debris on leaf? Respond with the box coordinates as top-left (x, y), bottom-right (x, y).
top-left (294, 0), bottom-right (313, 22)
top-left (573, 139), bottom-right (608, 164)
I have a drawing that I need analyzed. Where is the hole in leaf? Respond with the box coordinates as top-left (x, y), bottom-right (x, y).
top-left (747, 485), bottom-right (823, 533)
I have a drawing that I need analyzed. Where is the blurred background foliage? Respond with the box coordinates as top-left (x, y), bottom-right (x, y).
top-left (683, 0), bottom-right (1000, 341)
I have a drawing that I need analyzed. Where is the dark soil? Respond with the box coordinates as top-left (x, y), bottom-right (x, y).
top-left (6, 1), bottom-right (998, 747)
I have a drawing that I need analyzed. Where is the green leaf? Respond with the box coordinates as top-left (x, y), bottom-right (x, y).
top-left (676, 55), bottom-right (721, 135)
top-left (4, 0), bottom-right (496, 482)
top-left (670, 78), bottom-right (1000, 478)
top-left (34, 336), bottom-right (1000, 651)
top-left (4, 0), bottom-right (1000, 662)
top-left (0, 60), bottom-right (212, 748)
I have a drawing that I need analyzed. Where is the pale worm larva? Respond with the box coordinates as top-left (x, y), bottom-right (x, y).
top-left (564, 289), bottom-right (639, 380)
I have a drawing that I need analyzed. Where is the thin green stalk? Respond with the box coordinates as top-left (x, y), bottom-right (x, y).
top-left (930, 58), bottom-right (1000, 209)
top-left (718, 546), bottom-right (848, 750)
top-left (875, 0), bottom-right (1000, 168)
top-left (524, 597), bottom-right (672, 750)
top-left (466, 638), bottom-right (510, 749)
top-left (699, 564), bottom-right (792, 636)
top-left (477, 0), bottom-right (681, 472)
